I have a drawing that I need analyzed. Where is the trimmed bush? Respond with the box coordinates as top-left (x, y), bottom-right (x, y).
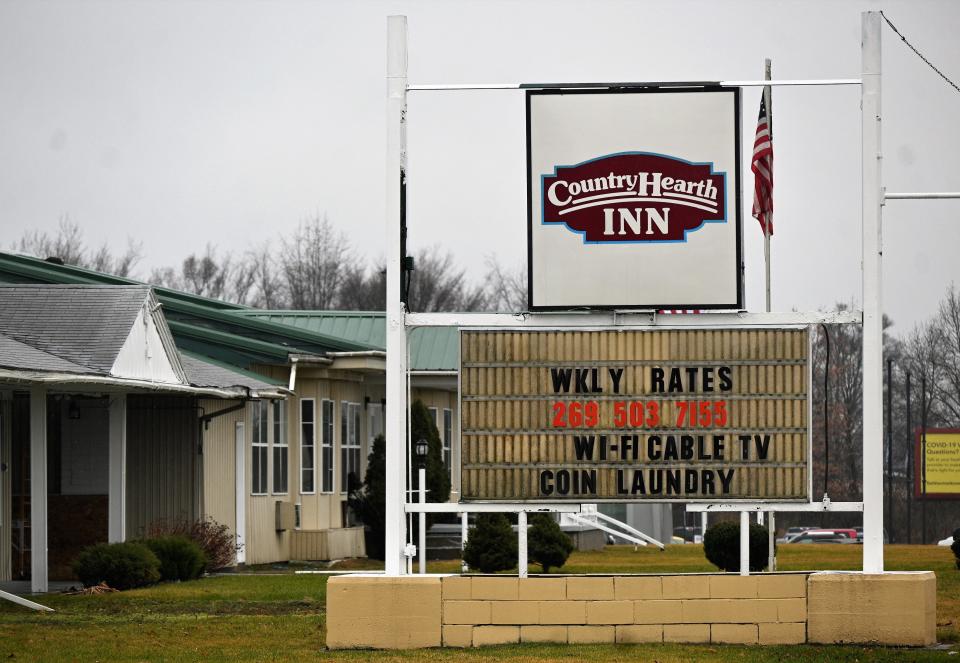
top-left (528, 513), bottom-right (574, 573)
top-left (703, 520), bottom-right (771, 572)
top-left (951, 528), bottom-right (960, 570)
top-left (349, 434), bottom-right (386, 559)
top-left (146, 517), bottom-right (240, 572)
top-left (143, 535), bottom-right (207, 582)
top-left (72, 542), bottom-right (161, 590)
top-left (463, 513), bottom-right (517, 573)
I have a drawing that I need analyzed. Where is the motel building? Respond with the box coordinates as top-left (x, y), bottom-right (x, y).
top-left (0, 251), bottom-right (459, 591)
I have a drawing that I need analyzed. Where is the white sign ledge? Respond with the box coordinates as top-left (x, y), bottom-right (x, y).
top-left (405, 310), bottom-right (862, 328)
top-left (685, 502), bottom-right (864, 512)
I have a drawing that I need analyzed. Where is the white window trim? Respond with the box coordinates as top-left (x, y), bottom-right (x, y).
top-left (251, 400), bottom-right (269, 496)
top-left (299, 398), bottom-right (316, 495)
top-left (341, 401), bottom-right (362, 494)
top-left (272, 400), bottom-right (288, 496)
top-left (320, 398), bottom-right (335, 495)
top-left (443, 407), bottom-right (452, 469)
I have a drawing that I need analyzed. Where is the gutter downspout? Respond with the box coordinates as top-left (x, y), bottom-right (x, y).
top-left (288, 357), bottom-right (298, 392)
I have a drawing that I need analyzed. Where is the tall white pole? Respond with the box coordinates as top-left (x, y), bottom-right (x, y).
top-left (861, 10), bottom-right (885, 574)
top-left (517, 511), bottom-right (528, 578)
top-left (461, 512), bottom-right (469, 572)
top-left (768, 512), bottom-right (776, 572)
top-left (763, 58), bottom-right (773, 313)
top-left (418, 467), bottom-right (426, 574)
top-left (385, 15), bottom-right (409, 576)
top-left (739, 510), bottom-right (750, 576)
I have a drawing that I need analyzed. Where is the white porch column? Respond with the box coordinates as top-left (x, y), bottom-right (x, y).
top-left (108, 394), bottom-right (127, 543)
top-left (29, 387), bottom-right (47, 594)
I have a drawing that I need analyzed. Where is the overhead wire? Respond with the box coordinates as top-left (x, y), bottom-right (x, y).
top-left (880, 11), bottom-right (960, 94)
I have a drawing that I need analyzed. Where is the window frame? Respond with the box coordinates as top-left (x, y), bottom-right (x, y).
top-left (272, 400), bottom-right (288, 495)
top-left (300, 398), bottom-right (316, 495)
top-left (321, 399), bottom-right (335, 494)
top-left (340, 402), bottom-right (362, 494)
top-left (443, 408), bottom-right (452, 471)
top-left (251, 400), bottom-right (269, 496)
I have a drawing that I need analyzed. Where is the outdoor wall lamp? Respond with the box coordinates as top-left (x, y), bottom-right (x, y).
top-left (415, 437), bottom-right (429, 469)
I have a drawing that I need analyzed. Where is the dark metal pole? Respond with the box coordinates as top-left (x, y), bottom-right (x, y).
top-left (905, 372), bottom-right (912, 544)
top-left (921, 374), bottom-right (927, 544)
top-left (886, 359), bottom-right (893, 542)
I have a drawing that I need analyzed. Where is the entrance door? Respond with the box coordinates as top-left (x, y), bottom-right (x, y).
top-left (234, 421), bottom-right (246, 565)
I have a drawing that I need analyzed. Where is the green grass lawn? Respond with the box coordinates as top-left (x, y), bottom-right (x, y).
top-left (0, 544), bottom-right (957, 661)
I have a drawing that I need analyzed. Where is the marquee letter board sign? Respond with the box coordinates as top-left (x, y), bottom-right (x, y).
top-left (527, 87), bottom-right (743, 310)
top-left (459, 329), bottom-right (810, 502)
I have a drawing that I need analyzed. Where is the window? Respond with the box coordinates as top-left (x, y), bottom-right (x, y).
top-left (272, 401), bottom-right (288, 494)
top-left (341, 402), bottom-right (361, 493)
top-left (443, 408), bottom-right (452, 470)
top-left (251, 401), bottom-right (268, 495)
top-left (300, 399), bottom-right (315, 494)
top-left (321, 399), bottom-right (334, 493)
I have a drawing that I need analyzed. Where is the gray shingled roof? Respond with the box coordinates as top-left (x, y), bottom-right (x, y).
top-left (0, 284), bottom-right (150, 373)
top-left (180, 353), bottom-right (283, 395)
top-left (0, 333), bottom-right (96, 374)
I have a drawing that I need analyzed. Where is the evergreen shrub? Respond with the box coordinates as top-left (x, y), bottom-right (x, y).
top-left (463, 513), bottom-right (517, 573)
top-left (72, 542), bottom-right (161, 590)
top-left (143, 535), bottom-right (207, 581)
top-left (703, 520), bottom-right (771, 572)
top-left (528, 513), bottom-right (574, 573)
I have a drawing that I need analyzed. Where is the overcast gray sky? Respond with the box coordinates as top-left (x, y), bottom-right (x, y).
top-left (1, 0), bottom-right (958, 335)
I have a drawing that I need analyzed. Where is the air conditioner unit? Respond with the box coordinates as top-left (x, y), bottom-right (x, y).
top-left (275, 501), bottom-right (296, 531)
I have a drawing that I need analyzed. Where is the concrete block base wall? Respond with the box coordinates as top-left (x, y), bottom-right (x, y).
top-left (325, 571), bottom-right (936, 650)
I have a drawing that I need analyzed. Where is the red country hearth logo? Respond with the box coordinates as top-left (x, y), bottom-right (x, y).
top-left (541, 152), bottom-right (727, 243)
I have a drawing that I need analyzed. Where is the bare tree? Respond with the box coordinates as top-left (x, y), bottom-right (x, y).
top-left (406, 246), bottom-right (487, 312)
top-left (244, 245), bottom-right (285, 309)
top-left (149, 245), bottom-right (253, 304)
top-left (280, 216), bottom-right (352, 309)
top-left (14, 217), bottom-right (142, 277)
top-left (339, 262), bottom-right (386, 311)
top-left (483, 255), bottom-right (527, 311)
top-left (932, 284), bottom-right (960, 421)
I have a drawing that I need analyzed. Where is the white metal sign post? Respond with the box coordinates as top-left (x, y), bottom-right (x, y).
top-left (385, 15), bottom-right (409, 577)
top-left (861, 10), bottom-right (884, 574)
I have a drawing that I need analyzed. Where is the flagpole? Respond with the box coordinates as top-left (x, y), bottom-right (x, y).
top-left (763, 58), bottom-right (772, 313)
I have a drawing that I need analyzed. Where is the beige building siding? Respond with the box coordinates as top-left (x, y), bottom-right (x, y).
top-left (198, 398), bottom-right (241, 539)
top-left (0, 398), bottom-right (11, 581)
top-left (292, 369), bottom-right (369, 532)
top-left (241, 362), bottom-right (459, 561)
top-left (243, 397), bottom-right (290, 565)
top-left (125, 396), bottom-right (198, 538)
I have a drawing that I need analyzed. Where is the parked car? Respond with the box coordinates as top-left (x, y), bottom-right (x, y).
top-left (788, 531), bottom-right (856, 544)
top-left (777, 525), bottom-right (816, 544)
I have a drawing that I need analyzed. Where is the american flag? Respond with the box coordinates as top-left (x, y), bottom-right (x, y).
top-left (751, 93), bottom-right (774, 235)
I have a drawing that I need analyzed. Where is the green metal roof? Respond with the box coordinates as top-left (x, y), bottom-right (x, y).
top-left (0, 252), bottom-right (245, 311)
top-left (0, 253), bottom-right (370, 363)
top-left (240, 310), bottom-right (458, 372)
top-left (237, 310), bottom-right (387, 347)
top-left (0, 253), bottom-right (458, 372)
